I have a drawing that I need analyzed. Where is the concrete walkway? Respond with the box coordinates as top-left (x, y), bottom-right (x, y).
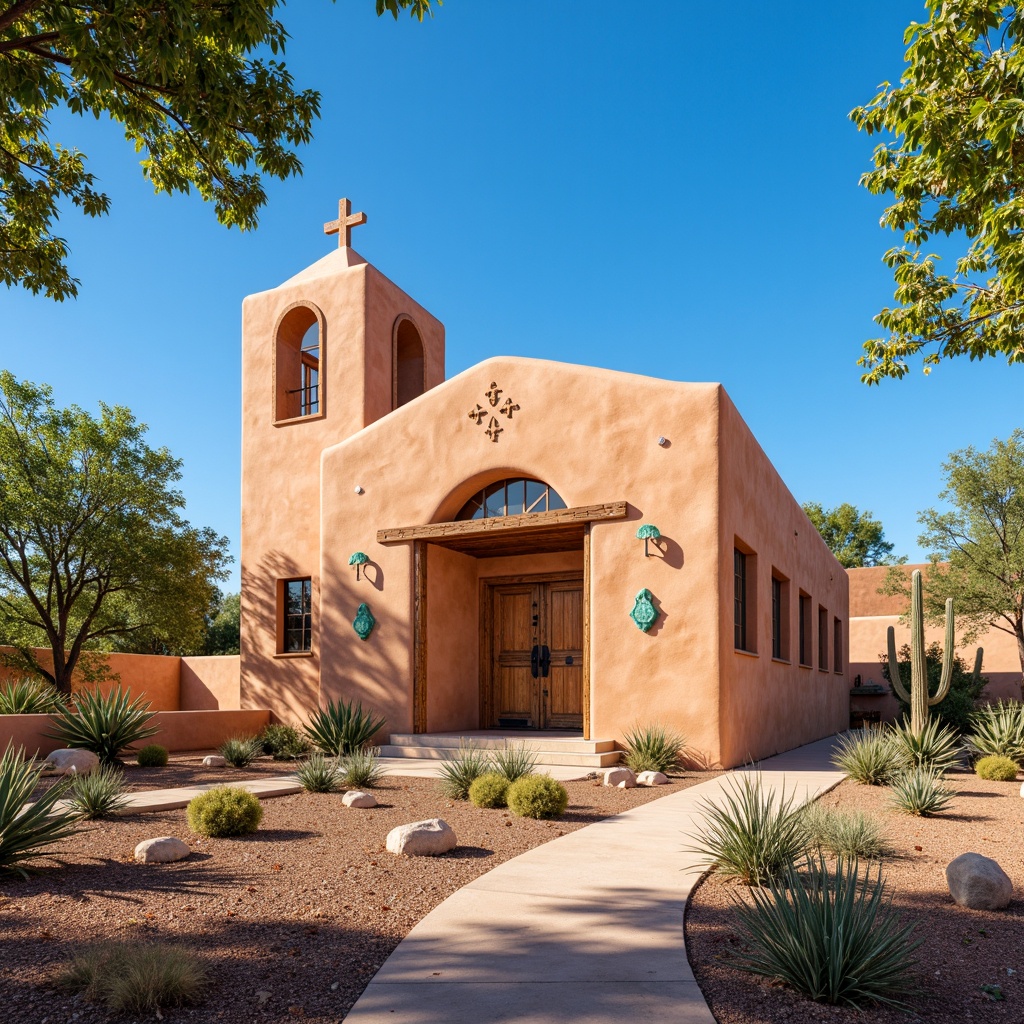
top-left (344, 735), bottom-right (846, 1024)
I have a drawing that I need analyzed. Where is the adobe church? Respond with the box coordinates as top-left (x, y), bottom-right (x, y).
top-left (238, 200), bottom-right (848, 769)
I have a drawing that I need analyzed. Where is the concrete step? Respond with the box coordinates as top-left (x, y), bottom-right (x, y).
top-left (388, 733), bottom-right (617, 755)
top-left (378, 742), bottom-right (621, 769)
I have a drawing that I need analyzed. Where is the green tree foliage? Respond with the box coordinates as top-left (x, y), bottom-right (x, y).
top-left (0, 371), bottom-right (231, 694)
top-left (0, 0), bottom-right (436, 301)
top-left (851, 1), bottom-right (1024, 382)
top-left (801, 502), bottom-right (899, 567)
top-left (203, 590), bottom-right (239, 655)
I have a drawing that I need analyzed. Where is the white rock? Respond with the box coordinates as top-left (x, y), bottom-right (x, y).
top-left (386, 818), bottom-right (456, 857)
top-left (202, 754), bottom-right (227, 767)
top-left (946, 852), bottom-right (1013, 910)
top-left (135, 837), bottom-right (191, 864)
top-left (342, 790), bottom-right (377, 808)
top-left (1019, 780), bottom-right (1024, 799)
top-left (44, 748), bottom-right (99, 776)
top-left (603, 767), bottom-right (636, 789)
top-left (636, 770), bottom-right (669, 786)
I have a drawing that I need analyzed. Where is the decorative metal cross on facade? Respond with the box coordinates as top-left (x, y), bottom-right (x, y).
top-left (324, 197), bottom-right (367, 247)
top-left (468, 381), bottom-right (520, 442)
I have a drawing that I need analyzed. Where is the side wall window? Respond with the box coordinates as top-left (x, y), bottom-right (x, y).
top-left (280, 577), bottom-right (312, 652)
top-left (771, 571), bottom-right (790, 661)
top-left (818, 605), bottom-right (829, 670)
top-left (833, 617), bottom-right (843, 673)
top-left (276, 305), bottom-right (324, 421)
top-left (733, 539), bottom-right (758, 653)
top-left (798, 592), bottom-right (811, 666)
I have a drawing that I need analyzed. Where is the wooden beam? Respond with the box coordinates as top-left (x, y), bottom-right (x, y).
top-left (378, 501), bottom-right (627, 545)
top-left (413, 540), bottom-right (428, 733)
top-left (582, 524), bottom-right (591, 741)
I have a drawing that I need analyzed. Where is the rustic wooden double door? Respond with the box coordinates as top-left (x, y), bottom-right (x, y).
top-left (482, 572), bottom-right (584, 730)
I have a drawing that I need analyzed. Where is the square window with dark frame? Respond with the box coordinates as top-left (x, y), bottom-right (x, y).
top-left (284, 578), bottom-right (312, 652)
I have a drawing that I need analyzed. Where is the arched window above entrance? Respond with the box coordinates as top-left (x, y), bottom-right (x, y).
top-left (454, 478), bottom-right (567, 521)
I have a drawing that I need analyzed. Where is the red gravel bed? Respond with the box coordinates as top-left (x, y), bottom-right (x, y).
top-left (685, 769), bottom-right (1024, 1023)
top-left (2, 771), bottom-right (713, 1023)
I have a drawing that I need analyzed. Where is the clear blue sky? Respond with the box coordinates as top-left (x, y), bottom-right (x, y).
top-left (2, 1), bottom-right (1020, 592)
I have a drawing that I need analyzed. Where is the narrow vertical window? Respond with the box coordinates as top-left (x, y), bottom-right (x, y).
top-left (299, 323), bottom-right (320, 416)
top-left (284, 578), bottom-right (312, 652)
top-left (833, 617), bottom-right (843, 673)
top-left (771, 577), bottom-right (782, 659)
top-left (818, 606), bottom-right (829, 670)
top-left (275, 304), bottom-right (325, 422)
top-left (798, 593), bottom-right (810, 666)
top-left (734, 548), bottom-right (747, 650)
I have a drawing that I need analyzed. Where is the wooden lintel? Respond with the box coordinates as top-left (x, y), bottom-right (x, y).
top-left (377, 501), bottom-right (628, 546)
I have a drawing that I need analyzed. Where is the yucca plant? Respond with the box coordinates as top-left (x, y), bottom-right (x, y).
top-left (46, 687), bottom-right (159, 766)
top-left (218, 736), bottom-right (262, 768)
top-left (303, 698), bottom-right (386, 757)
top-left (888, 718), bottom-right (961, 775)
top-left (437, 740), bottom-right (491, 800)
top-left (831, 729), bottom-right (903, 785)
top-left (622, 722), bottom-right (685, 774)
top-left (295, 753), bottom-right (343, 793)
top-left (730, 853), bottom-right (920, 1008)
top-left (0, 677), bottom-right (67, 714)
top-left (801, 804), bottom-right (885, 859)
top-left (340, 746), bottom-right (385, 788)
top-left (889, 766), bottom-right (954, 816)
top-left (67, 765), bottom-right (129, 819)
top-left (0, 743), bottom-right (81, 876)
top-left (491, 741), bottom-right (538, 783)
top-left (686, 773), bottom-right (808, 886)
top-left (967, 701), bottom-right (1024, 765)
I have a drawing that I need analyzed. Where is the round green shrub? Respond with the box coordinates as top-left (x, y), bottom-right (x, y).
top-left (469, 772), bottom-right (510, 808)
top-left (186, 786), bottom-right (263, 837)
top-left (975, 754), bottom-right (1019, 781)
top-left (506, 774), bottom-right (568, 820)
top-left (136, 744), bottom-right (169, 768)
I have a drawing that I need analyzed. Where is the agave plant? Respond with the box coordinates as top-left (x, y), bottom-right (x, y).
top-left (491, 741), bottom-right (538, 783)
top-left (889, 767), bottom-right (954, 817)
top-left (0, 743), bottom-right (81, 876)
top-left (295, 754), bottom-right (343, 793)
top-left (967, 701), bottom-right (1024, 765)
top-left (888, 718), bottom-right (961, 775)
top-left (437, 740), bottom-right (491, 800)
top-left (801, 804), bottom-right (885, 859)
top-left (622, 723), bottom-right (685, 774)
top-left (340, 746), bottom-right (386, 788)
top-left (0, 678), bottom-right (67, 714)
top-left (46, 687), bottom-right (159, 767)
top-left (218, 736), bottom-right (262, 768)
top-left (832, 729), bottom-right (903, 786)
top-left (68, 765), bottom-right (129, 819)
top-left (303, 698), bottom-right (385, 757)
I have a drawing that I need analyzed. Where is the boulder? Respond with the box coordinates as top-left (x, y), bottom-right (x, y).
top-left (342, 790), bottom-right (377, 808)
top-left (946, 852), bottom-right (1013, 910)
top-left (386, 818), bottom-right (456, 857)
top-left (603, 767), bottom-right (636, 789)
top-left (135, 837), bottom-right (191, 864)
top-left (636, 770), bottom-right (669, 786)
top-left (44, 748), bottom-right (99, 776)
top-left (202, 755), bottom-right (227, 767)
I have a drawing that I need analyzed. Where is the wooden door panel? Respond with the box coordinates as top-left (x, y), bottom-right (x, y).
top-left (495, 587), bottom-right (534, 654)
top-left (544, 581), bottom-right (583, 728)
top-left (491, 583), bottom-right (539, 727)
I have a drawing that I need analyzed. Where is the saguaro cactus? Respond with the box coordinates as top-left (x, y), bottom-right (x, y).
top-left (887, 569), bottom-right (983, 736)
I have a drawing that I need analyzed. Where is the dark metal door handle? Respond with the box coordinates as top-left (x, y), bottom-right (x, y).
top-left (540, 645), bottom-right (551, 677)
top-left (530, 645), bottom-right (540, 679)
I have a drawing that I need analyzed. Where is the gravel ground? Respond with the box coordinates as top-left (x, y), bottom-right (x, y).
top-left (2, 770), bottom-right (711, 1023)
top-left (685, 769), bottom-right (1024, 1023)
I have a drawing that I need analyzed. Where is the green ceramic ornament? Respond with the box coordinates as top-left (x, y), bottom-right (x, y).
top-left (630, 589), bottom-right (659, 633)
top-left (353, 603), bottom-right (376, 641)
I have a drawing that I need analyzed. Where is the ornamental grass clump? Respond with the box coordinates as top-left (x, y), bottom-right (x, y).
top-left (259, 722), bottom-right (310, 760)
top-left (831, 729), bottom-right (903, 786)
top-left (800, 804), bottom-right (885, 859)
top-left (187, 786), bottom-right (263, 837)
top-left (295, 753), bottom-right (343, 793)
top-left (506, 774), bottom-right (568, 819)
top-left (469, 771), bottom-right (510, 808)
top-left (491, 741), bottom-right (538, 783)
top-left (136, 744), bottom-right (168, 767)
top-left (437, 740), bottom-right (490, 800)
top-left (686, 773), bottom-right (807, 886)
top-left (59, 941), bottom-right (209, 1013)
top-left (888, 718), bottom-right (961, 775)
top-left (0, 677), bottom-right (66, 714)
top-left (967, 701), bottom-right (1024, 764)
top-left (0, 742), bottom-right (81, 876)
top-left (889, 767), bottom-right (954, 817)
top-left (729, 854), bottom-right (920, 1008)
top-left (622, 723), bottom-right (684, 774)
top-left (217, 735), bottom-right (262, 768)
top-left (340, 746), bottom-right (385, 788)
top-left (304, 698), bottom-right (385, 757)
top-left (68, 765), bottom-right (129, 819)
top-left (974, 754), bottom-right (1019, 781)
top-left (46, 686), bottom-right (158, 766)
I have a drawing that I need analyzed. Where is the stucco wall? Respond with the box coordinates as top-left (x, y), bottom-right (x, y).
top-left (180, 656), bottom-right (241, 710)
top-left (716, 393), bottom-right (849, 766)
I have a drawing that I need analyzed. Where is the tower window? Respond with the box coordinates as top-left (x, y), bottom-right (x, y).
top-left (275, 304), bottom-right (325, 422)
top-left (297, 322), bottom-right (320, 416)
top-left (393, 316), bottom-right (425, 409)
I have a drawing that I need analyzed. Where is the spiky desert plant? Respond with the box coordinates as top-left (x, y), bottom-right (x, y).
top-left (831, 729), bottom-right (903, 785)
top-left (0, 677), bottom-right (67, 714)
top-left (729, 853), bottom-right (920, 1008)
top-left (0, 743), bottom-right (81, 876)
top-left (967, 701), bottom-right (1024, 764)
top-left (68, 765), bottom-right (129, 819)
top-left (491, 741), bottom-right (538, 783)
top-left (295, 753), bottom-right (343, 793)
top-left (45, 687), bottom-right (159, 766)
top-left (888, 717), bottom-right (961, 775)
top-left (622, 723), bottom-right (685, 774)
top-left (340, 746), bottom-right (385, 788)
top-left (217, 736), bottom-right (262, 768)
top-left (303, 698), bottom-right (386, 757)
top-left (887, 569), bottom-right (982, 736)
top-left (686, 773), bottom-right (808, 886)
top-left (889, 767), bottom-right (954, 816)
top-left (437, 740), bottom-right (491, 800)
top-left (801, 804), bottom-right (885, 859)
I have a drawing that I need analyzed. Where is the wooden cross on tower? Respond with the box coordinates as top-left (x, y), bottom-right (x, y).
top-left (324, 197), bottom-right (367, 247)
